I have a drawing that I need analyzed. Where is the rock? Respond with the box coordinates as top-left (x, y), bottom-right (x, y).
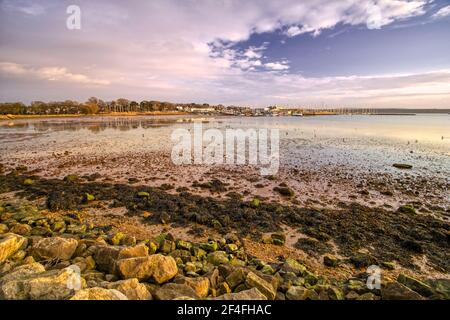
top-left (0, 233), bottom-right (27, 263)
top-left (357, 292), bottom-right (379, 300)
top-left (0, 224), bottom-right (8, 234)
top-left (327, 286), bottom-right (344, 300)
top-left (271, 233), bottom-right (285, 245)
top-left (426, 279), bottom-right (450, 299)
top-left (282, 258), bottom-right (306, 275)
top-left (70, 287), bottom-right (128, 300)
top-left (207, 251), bottom-right (229, 266)
top-left (104, 278), bottom-right (151, 300)
top-left (245, 271), bottom-right (276, 300)
top-left (176, 240), bottom-right (192, 251)
top-left (137, 191), bottom-right (150, 198)
top-left (261, 265), bottom-right (275, 275)
top-left (200, 241), bottom-right (218, 252)
top-left (273, 186), bottom-right (295, 197)
top-left (381, 282), bottom-right (424, 300)
top-left (174, 276), bottom-right (210, 298)
top-left (286, 286), bottom-right (309, 300)
top-left (32, 237), bottom-right (78, 261)
top-left (153, 283), bottom-right (199, 300)
top-left (250, 198), bottom-right (261, 208)
top-left (116, 254), bottom-right (177, 284)
top-left (226, 269), bottom-right (247, 289)
top-left (213, 288), bottom-right (267, 300)
top-left (160, 239), bottom-right (175, 254)
top-left (217, 282), bottom-right (231, 295)
top-left (323, 255), bottom-right (339, 267)
top-left (346, 279), bottom-right (369, 294)
top-left (23, 179), bottom-right (34, 186)
top-left (93, 244), bottom-right (149, 274)
top-left (398, 205), bottom-right (416, 214)
top-left (0, 267), bottom-right (86, 300)
top-left (0, 262), bottom-right (45, 283)
top-left (9, 224), bottom-right (32, 236)
top-left (397, 274), bottom-right (434, 297)
top-left (350, 253), bottom-right (377, 268)
top-left (84, 193), bottom-right (95, 202)
top-left (393, 163), bottom-right (412, 169)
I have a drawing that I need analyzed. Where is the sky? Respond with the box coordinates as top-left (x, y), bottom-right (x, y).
top-left (0, 0), bottom-right (450, 108)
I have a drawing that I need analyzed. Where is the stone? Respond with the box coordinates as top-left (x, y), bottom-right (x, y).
top-left (393, 163), bottom-right (412, 169)
top-left (93, 244), bottom-right (149, 274)
top-left (0, 223), bottom-right (8, 234)
top-left (426, 279), bottom-right (450, 299)
top-left (282, 258), bottom-right (306, 275)
top-left (381, 282), bottom-right (424, 300)
top-left (397, 274), bottom-right (434, 297)
top-left (200, 241), bottom-right (218, 252)
top-left (286, 286), bottom-right (309, 300)
top-left (213, 288), bottom-right (267, 300)
top-left (350, 253), bottom-right (377, 268)
top-left (176, 240), bottom-right (192, 251)
top-left (23, 179), bottom-right (34, 186)
top-left (357, 292), bottom-right (379, 300)
top-left (9, 224), bottom-right (32, 236)
top-left (110, 232), bottom-right (125, 245)
top-left (323, 255), bottom-right (339, 267)
top-left (160, 239), bottom-right (175, 254)
top-left (398, 205), bottom-right (416, 214)
top-left (0, 262), bottom-right (46, 283)
top-left (137, 191), bottom-right (150, 198)
top-left (32, 237), bottom-right (78, 261)
top-left (226, 269), bottom-right (247, 289)
top-left (153, 283), bottom-right (199, 300)
top-left (104, 278), bottom-right (151, 300)
top-left (0, 267), bottom-right (86, 300)
top-left (217, 282), bottom-right (231, 295)
top-left (271, 233), bottom-right (285, 245)
top-left (70, 287), bottom-right (128, 300)
top-left (116, 254), bottom-right (177, 284)
top-left (174, 276), bottom-right (210, 298)
top-left (245, 271), bottom-right (276, 300)
top-left (0, 233), bottom-right (27, 263)
top-left (207, 251), bottom-right (229, 265)
top-left (327, 286), bottom-right (344, 300)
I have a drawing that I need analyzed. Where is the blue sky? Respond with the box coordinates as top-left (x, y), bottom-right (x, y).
top-left (1, 0), bottom-right (450, 107)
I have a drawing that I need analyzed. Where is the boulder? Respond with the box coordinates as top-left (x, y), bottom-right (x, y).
top-left (213, 288), bottom-right (267, 300)
top-left (207, 251), bottom-right (229, 266)
top-left (281, 258), bottom-right (306, 275)
top-left (0, 233), bottom-right (27, 263)
top-left (0, 262), bottom-right (45, 283)
top-left (153, 283), bottom-right (199, 300)
top-left (226, 268), bottom-right (247, 289)
top-left (116, 254), bottom-right (177, 284)
top-left (93, 244), bottom-right (149, 274)
top-left (397, 274), bottom-right (433, 297)
top-left (32, 237), bottom-right (78, 261)
top-left (286, 286), bottom-right (309, 300)
top-left (245, 271), bottom-right (276, 300)
top-left (70, 287), bottom-right (128, 300)
top-left (0, 267), bottom-right (86, 300)
top-left (104, 278), bottom-right (151, 300)
top-left (426, 279), bottom-right (450, 299)
top-left (9, 224), bottom-right (32, 236)
top-left (174, 276), bottom-right (210, 298)
top-left (381, 282), bottom-right (424, 300)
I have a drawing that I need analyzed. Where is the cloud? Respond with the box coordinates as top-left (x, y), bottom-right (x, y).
top-left (1, 0), bottom-right (45, 16)
top-left (0, 0), bottom-right (445, 107)
top-left (0, 62), bottom-right (110, 85)
top-left (432, 5), bottom-right (450, 19)
top-left (265, 62), bottom-right (290, 71)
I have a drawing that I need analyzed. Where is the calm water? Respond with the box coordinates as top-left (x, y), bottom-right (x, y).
top-left (0, 114), bottom-right (449, 177)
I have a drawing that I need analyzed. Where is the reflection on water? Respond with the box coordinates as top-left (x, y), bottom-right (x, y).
top-left (0, 114), bottom-right (449, 176)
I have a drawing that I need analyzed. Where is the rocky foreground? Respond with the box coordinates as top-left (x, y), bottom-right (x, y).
top-left (0, 203), bottom-right (449, 300)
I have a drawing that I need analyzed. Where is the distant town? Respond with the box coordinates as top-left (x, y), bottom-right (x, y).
top-left (0, 98), bottom-right (449, 118)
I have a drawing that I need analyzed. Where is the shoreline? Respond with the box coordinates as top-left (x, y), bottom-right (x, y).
top-left (0, 172), bottom-right (449, 300)
top-left (0, 111), bottom-right (190, 121)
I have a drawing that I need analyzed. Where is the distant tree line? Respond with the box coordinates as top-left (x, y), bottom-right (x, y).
top-left (0, 98), bottom-right (219, 115)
